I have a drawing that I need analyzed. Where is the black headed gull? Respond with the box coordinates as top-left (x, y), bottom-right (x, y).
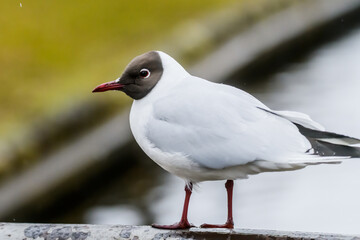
top-left (93, 51), bottom-right (360, 229)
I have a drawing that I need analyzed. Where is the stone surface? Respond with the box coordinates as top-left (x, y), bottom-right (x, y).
top-left (0, 223), bottom-right (359, 240)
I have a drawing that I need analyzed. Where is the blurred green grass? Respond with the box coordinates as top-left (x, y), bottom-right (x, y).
top-left (0, 0), bottom-right (242, 140)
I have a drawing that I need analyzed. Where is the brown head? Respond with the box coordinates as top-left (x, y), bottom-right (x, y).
top-left (92, 51), bottom-right (163, 100)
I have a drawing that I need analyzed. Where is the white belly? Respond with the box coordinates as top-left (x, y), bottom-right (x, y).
top-left (129, 100), bottom-right (202, 181)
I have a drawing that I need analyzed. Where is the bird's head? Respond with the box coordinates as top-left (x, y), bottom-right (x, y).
top-left (92, 51), bottom-right (164, 100)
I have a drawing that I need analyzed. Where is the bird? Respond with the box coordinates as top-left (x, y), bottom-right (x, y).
top-left (92, 51), bottom-right (360, 229)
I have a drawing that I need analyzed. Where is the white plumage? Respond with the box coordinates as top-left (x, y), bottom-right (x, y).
top-left (129, 51), bottom-right (348, 182)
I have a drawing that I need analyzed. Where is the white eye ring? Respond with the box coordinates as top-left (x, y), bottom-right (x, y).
top-left (140, 68), bottom-right (151, 78)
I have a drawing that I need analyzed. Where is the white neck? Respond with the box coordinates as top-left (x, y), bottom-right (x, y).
top-left (138, 51), bottom-right (189, 101)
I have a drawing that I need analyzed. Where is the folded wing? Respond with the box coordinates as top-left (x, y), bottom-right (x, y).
top-left (146, 78), bottom-right (315, 169)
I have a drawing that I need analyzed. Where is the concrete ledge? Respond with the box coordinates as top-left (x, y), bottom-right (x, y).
top-left (1, 223), bottom-right (359, 240)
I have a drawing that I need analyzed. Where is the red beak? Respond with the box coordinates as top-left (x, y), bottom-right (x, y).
top-left (92, 79), bottom-right (124, 93)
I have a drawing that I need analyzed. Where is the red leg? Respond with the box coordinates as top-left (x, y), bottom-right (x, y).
top-left (201, 180), bottom-right (234, 229)
top-left (152, 183), bottom-right (195, 229)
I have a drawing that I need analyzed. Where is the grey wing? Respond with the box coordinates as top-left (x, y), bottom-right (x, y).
top-left (145, 83), bottom-right (311, 169)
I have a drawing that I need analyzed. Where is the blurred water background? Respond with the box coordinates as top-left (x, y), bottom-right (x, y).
top-left (1, 0), bottom-right (360, 236)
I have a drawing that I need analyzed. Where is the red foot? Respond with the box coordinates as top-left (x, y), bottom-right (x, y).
top-left (200, 221), bottom-right (234, 229)
top-left (152, 221), bottom-right (194, 230)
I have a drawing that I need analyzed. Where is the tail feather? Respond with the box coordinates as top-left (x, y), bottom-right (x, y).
top-left (295, 124), bottom-right (360, 158)
top-left (295, 123), bottom-right (360, 146)
top-left (259, 107), bottom-right (360, 158)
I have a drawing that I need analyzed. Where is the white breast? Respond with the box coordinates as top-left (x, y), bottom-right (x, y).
top-left (129, 99), bottom-right (205, 181)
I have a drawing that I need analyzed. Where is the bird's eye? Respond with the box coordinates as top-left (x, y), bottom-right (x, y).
top-left (139, 68), bottom-right (151, 78)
